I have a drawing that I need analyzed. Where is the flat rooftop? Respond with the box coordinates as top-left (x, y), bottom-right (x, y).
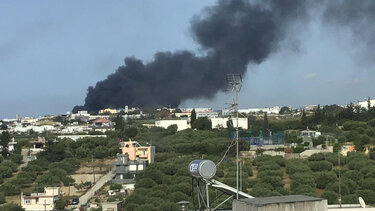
top-left (238, 195), bottom-right (325, 206)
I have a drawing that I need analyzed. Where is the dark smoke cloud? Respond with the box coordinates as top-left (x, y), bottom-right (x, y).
top-left (73, 0), bottom-right (374, 113)
top-left (323, 0), bottom-right (375, 51)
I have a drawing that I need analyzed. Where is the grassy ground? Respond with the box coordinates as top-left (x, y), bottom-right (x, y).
top-left (281, 168), bottom-right (291, 189)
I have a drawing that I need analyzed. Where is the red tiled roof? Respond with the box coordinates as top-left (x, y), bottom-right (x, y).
top-left (93, 118), bottom-right (110, 123)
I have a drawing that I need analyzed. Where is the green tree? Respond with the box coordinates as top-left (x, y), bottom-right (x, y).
top-left (191, 109), bottom-right (196, 126)
top-left (301, 110), bottom-right (307, 128)
top-left (110, 183), bottom-right (123, 190)
top-left (125, 127), bottom-right (138, 138)
top-left (0, 131), bottom-right (11, 157)
top-left (135, 204), bottom-right (159, 211)
top-left (136, 178), bottom-right (157, 189)
top-left (292, 184), bottom-right (316, 196)
top-left (0, 203), bottom-right (24, 211)
top-left (279, 106), bottom-right (290, 115)
top-left (114, 114), bottom-right (124, 130)
top-left (321, 190), bottom-right (338, 204)
top-left (309, 161), bottom-right (333, 172)
top-left (0, 192), bottom-right (5, 204)
top-left (368, 96), bottom-right (372, 110)
top-left (0, 124), bottom-right (7, 130)
top-left (0, 166), bottom-right (13, 178)
top-left (158, 201), bottom-right (179, 211)
top-left (10, 153), bottom-right (23, 164)
top-left (166, 125), bottom-right (177, 135)
top-left (314, 171), bottom-right (337, 189)
top-left (192, 117), bottom-right (212, 130)
top-left (312, 136), bottom-right (325, 146)
top-left (55, 200), bottom-right (68, 210)
top-left (357, 189), bottom-right (375, 204)
top-left (0, 182), bottom-right (21, 196)
top-left (263, 113), bottom-right (269, 137)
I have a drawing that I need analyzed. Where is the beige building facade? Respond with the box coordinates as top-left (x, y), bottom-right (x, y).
top-left (21, 187), bottom-right (61, 211)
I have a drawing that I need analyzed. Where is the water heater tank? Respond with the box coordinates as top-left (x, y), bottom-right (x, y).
top-left (188, 160), bottom-right (216, 180)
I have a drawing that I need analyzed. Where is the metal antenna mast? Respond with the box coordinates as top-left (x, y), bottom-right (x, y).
top-left (226, 74), bottom-right (242, 200)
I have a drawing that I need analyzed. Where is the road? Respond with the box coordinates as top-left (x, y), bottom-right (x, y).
top-left (17, 149), bottom-right (31, 171)
top-left (78, 167), bottom-right (115, 206)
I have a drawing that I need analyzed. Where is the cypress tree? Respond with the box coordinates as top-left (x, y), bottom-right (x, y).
top-left (191, 109), bottom-right (197, 127)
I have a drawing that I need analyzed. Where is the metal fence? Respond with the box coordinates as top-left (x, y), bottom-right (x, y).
top-left (230, 132), bottom-right (285, 146)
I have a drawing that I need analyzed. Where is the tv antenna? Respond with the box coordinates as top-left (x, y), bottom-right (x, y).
top-left (226, 74), bottom-right (242, 200)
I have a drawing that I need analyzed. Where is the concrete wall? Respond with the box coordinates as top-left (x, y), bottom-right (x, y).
top-left (233, 200), bottom-right (327, 211)
top-left (155, 120), bottom-right (189, 131)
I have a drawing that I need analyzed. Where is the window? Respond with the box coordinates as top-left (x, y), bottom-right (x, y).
top-left (25, 200), bottom-right (31, 204)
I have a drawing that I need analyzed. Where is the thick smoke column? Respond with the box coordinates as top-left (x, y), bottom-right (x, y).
top-left (73, 0), bottom-right (374, 112)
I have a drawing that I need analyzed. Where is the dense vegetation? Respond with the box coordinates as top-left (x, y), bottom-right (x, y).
top-left (124, 103), bottom-right (375, 209)
top-left (2, 102), bottom-right (375, 210)
top-left (0, 135), bottom-right (121, 209)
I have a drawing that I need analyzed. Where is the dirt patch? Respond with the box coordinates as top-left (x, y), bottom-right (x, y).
top-left (61, 174), bottom-right (104, 197)
top-left (316, 188), bottom-right (324, 195)
top-left (250, 168), bottom-right (258, 179)
top-left (5, 195), bottom-right (20, 205)
top-left (75, 159), bottom-right (116, 174)
top-left (282, 168), bottom-right (291, 189)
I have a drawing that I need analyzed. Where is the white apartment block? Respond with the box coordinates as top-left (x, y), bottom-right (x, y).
top-left (155, 119), bottom-right (189, 131)
top-left (357, 99), bottom-right (375, 109)
top-left (210, 117), bottom-right (248, 130)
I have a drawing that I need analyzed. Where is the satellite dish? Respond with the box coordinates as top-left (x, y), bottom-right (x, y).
top-left (359, 197), bottom-right (366, 208)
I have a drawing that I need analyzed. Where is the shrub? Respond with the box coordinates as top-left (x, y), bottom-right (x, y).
top-left (158, 201), bottom-right (179, 211)
top-left (0, 192), bottom-right (5, 204)
top-left (0, 203), bottom-right (24, 211)
top-left (292, 184), bottom-right (316, 196)
top-left (135, 204), bottom-right (159, 211)
top-left (168, 191), bottom-right (188, 203)
top-left (309, 161), bottom-right (333, 171)
top-left (314, 171), bottom-right (337, 189)
top-left (321, 190), bottom-right (338, 204)
top-left (136, 178), bottom-right (157, 189)
top-left (216, 169), bottom-right (224, 177)
top-left (55, 200), bottom-right (68, 210)
top-left (357, 190), bottom-right (375, 204)
top-left (110, 183), bottom-right (123, 191)
top-left (0, 166), bottom-right (13, 178)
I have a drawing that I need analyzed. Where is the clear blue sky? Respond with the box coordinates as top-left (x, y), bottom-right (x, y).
top-left (1, 1), bottom-right (374, 119)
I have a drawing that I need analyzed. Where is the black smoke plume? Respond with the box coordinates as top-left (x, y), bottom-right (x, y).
top-left (73, 0), bottom-right (375, 113)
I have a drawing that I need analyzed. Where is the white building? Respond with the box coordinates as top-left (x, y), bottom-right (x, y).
top-left (13, 125), bottom-right (55, 133)
top-left (60, 125), bottom-right (91, 134)
top-left (57, 134), bottom-right (107, 141)
top-left (357, 98), bottom-right (375, 109)
top-left (155, 120), bottom-right (189, 131)
top-left (300, 129), bottom-right (321, 137)
top-left (181, 108), bottom-right (212, 112)
top-left (225, 106), bottom-right (281, 115)
top-left (196, 111), bottom-right (219, 118)
top-left (21, 117), bottom-right (39, 124)
top-left (21, 187), bottom-right (61, 211)
top-left (210, 117), bottom-right (248, 130)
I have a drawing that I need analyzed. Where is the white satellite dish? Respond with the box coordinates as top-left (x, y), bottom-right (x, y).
top-left (359, 197), bottom-right (366, 208)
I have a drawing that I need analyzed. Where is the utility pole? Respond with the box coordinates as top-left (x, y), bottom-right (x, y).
top-left (226, 74), bottom-right (242, 200)
top-left (92, 156), bottom-right (96, 184)
top-left (236, 87), bottom-right (239, 199)
top-left (338, 147), bottom-right (341, 208)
